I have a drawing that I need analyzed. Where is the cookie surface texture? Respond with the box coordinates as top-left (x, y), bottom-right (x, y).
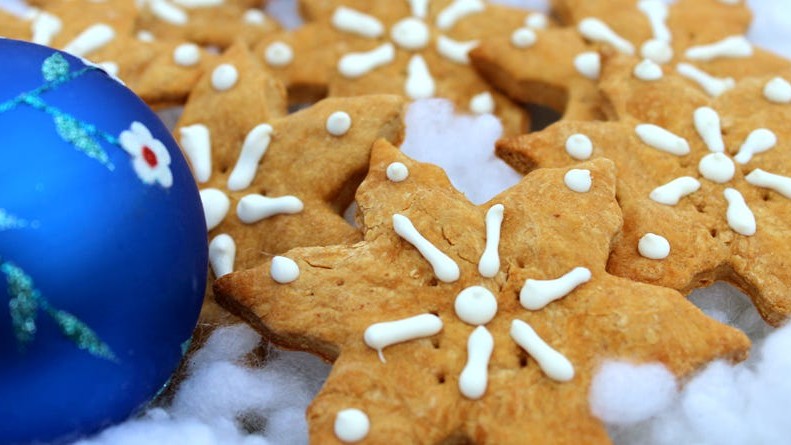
top-left (254, 0), bottom-right (534, 134)
top-left (498, 54), bottom-right (791, 325)
top-left (215, 139), bottom-right (749, 444)
top-left (470, 0), bottom-right (790, 120)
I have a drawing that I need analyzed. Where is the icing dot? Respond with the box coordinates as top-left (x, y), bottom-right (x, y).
top-left (136, 30), bottom-right (154, 42)
top-left (334, 408), bottom-right (370, 443)
top-left (574, 51), bottom-right (600, 80)
top-left (469, 91), bottom-right (495, 114)
top-left (209, 234), bottom-right (236, 278)
top-left (326, 111), bottom-right (352, 136)
top-left (565, 134), bottom-right (593, 160)
top-left (211, 63), bottom-right (238, 91)
top-left (243, 9), bottom-right (266, 25)
top-left (764, 77), bottom-right (791, 104)
top-left (511, 27), bottom-right (537, 48)
top-left (386, 162), bottom-right (409, 182)
top-left (173, 43), bottom-right (200, 67)
top-left (264, 41), bottom-right (293, 67)
top-left (633, 59), bottom-right (663, 81)
top-left (525, 12), bottom-right (548, 29)
top-left (270, 256), bottom-right (299, 284)
top-left (640, 39), bottom-right (673, 64)
top-left (390, 17), bottom-right (430, 51)
top-left (638, 233), bottom-right (670, 259)
top-left (454, 286), bottom-right (498, 326)
top-left (698, 152), bottom-right (735, 183)
top-left (564, 169), bottom-right (592, 193)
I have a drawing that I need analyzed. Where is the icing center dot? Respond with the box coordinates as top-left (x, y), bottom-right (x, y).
top-left (454, 286), bottom-right (498, 326)
top-left (698, 152), bottom-right (735, 183)
top-left (390, 17), bottom-right (430, 50)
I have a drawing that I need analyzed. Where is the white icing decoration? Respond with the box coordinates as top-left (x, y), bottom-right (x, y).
top-left (408, 0), bottom-right (429, 18)
top-left (334, 409), bottom-right (370, 443)
top-left (390, 17), bottom-right (430, 51)
top-left (745, 169), bottom-right (791, 199)
top-left (520, 267), bottom-right (591, 311)
top-left (649, 176), bottom-right (701, 205)
top-left (734, 129), bottom-right (777, 164)
top-left (171, 0), bottom-right (222, 7)
top-left (148, 0), bottom-right (187, 25)
top-left (227, 123), bottom-right (273, 191)
top-left (264, 41), bottom-right (293, 67)
top-left (338, 43), bottom-right (396, 78)
top-left (405, 54), bottom-right (435, 100)
top-left (510, 319), bottom-right (574, 382)
top-left (564, 169), bottom-right (592, 193)
top-left (635, 124), bottom-right (690, 156)
top-left (436, 0), bottom-right (485, 31)
top-left (511, 27), bottom-right (537, 49)
top-left (565, 134), bottom-right (593, 160)
top-left (677, 63), bottom-right (735, 97)
top-left (179, 124), bottom-right (212, 183)
top-left (326, 111), bottom-right (352, 136)
top-left (693, 107), bottom-right (725, 152)
top-left (685, 35), bottom-right (753, 61)
top-left (454, 286), bottom-right (498, 325)
top-left (237, 194), bottom-right (303, 224)
top-left (270, 256), bottom-right (300, 284)
top-left (698, 153), bottom-right (735, 183)
top-left (137, 30), bottom-right (155, 42)
top-left (469, 91), bottom-right (495, 114)
top-left (578, 18), bottom-right (635, 55)
top-left (640, 39), bottom-right (673, 64)
top-left (331, 6), bottom-right (384, 38)
top-left (386, 162), bottom-right (409, 182)
top-left (63, 23), bottom-right (115, 57)
top-left (574, 51), bottom-right (601, 80)
top-left (459, 326), bottom-right (494, 400)
top-left (211, 63), bottom-right (238, 91)
top-left (724, 188), bottom-right (756, 236)
top-left (764, 77), bottom-right (791, 104)
top-left (243, 9), bottom-right (266, 25)
top-left (31, 11), bottom-right (62, 46)
top-left (478, 204), bottom-right (504, 277)
top-left (393, 214), bottom-right (460, 283)
top-left (173, 43), bottom-right (200, 66)
top-left (200, 188), bottom-right (230, 231)
top-left (638, 233), bottom-right (670, 259)
top-left (436, 35), bottom-right (477, 64)
top-left (634, 59), bottom-right (663, 81)
top-left (209, 233), bottom-right (235, 278)
top-left (637, 0), bottom-right (670, 43)
top-left (364, 314), bottom-right (443, 362)
top-left (525, 12), bottom-right (548, 30)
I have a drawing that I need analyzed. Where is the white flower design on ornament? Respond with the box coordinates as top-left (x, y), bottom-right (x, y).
top-left (640, 106), bottom-right (791, 236)
top-left (361, 193), bottom-right (589, 400)
top-left (332, 0), bottom-right (486, 100)
top-left (119, 121), bottom-right (173, 188)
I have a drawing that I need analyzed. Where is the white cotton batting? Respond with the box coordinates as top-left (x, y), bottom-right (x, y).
top-left (590, 361), bottom-right (678, 425)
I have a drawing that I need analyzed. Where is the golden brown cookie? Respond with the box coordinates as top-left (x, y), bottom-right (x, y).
top-left (470, 0), bottom-right (790, 120)
top-left (252, 0), bottom-right (540, 134)
top-left (1, 0), bottom-right (217, 108)
top-left (498, 54), bottom-right (791, 325)
top-left (215, 138), bottom-right (749, 444)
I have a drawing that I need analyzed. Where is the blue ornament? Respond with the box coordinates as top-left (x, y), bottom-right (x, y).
top-left (0, 40), bottom-right (207, 444)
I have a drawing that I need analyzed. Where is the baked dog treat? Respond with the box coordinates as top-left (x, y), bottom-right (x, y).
top-left (498, 54), bottom-right (791, 326)
top-left (0, 0), bottom-right (217, 108)
top-left (215, 139), bottom-right (749, 444)
top-left (252, 0), bottom-right (542, 134)
top-left (470, 0), bottom-right (790, 120)
top-left (175, 43), bottom-right (406, 282)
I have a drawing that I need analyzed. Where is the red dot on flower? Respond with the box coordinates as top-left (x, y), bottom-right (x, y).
top-left (142, 146), bottom-right (158, 168)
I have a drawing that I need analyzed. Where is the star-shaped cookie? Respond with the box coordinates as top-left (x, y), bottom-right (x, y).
top-left (252, 0), bottom-right (538, 135)
top-left (471, 0), bottom-right (790, 120)
top-left (498, 54), bottom-right (791, 325)
top-left (215, 138), bottom-right (749, 444)
top-left (0, 0), bottom-right (218, 108)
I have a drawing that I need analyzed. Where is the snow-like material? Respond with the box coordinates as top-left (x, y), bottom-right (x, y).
top-left (590, 361), bottom-right (678, 425)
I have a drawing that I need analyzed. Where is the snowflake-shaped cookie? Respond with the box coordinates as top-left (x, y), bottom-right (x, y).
top-left (252, 0), bottom-right (538, 135)
top-left (471, 0), bottom-right (790, 120)
top-left (215, 139), bottom-right (749, 444)
top-left (497, 54), bottom-right (791, 325)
